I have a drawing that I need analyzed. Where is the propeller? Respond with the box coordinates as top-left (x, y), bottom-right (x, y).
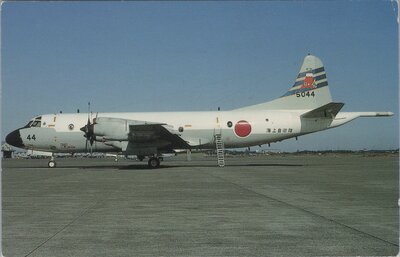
top-left (80, 102), bottom-right (98, 154)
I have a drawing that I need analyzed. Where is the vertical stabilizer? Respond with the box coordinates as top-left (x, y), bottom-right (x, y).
top-left (236, 55), bottom-right (333, 111)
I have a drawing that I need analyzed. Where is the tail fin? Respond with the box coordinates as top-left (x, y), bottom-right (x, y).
top-left (236, 55), bottom-right (333, 111)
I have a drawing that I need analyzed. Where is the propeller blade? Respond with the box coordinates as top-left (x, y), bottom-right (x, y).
top-left (83, 101), bottom-right (97, 156)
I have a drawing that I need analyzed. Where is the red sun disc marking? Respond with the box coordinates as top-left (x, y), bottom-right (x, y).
top-left (234, 120), bottom-right (252, 137)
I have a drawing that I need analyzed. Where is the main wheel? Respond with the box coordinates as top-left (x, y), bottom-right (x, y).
top-left (48, 160), bottom-right (56, 168)
top-left (148, 157), bottom-right (160, 169)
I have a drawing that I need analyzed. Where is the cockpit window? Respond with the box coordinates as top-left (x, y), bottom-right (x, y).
top-left (24, 121), bottom-right (33, 128)
top-left (31, 121), bottom-right (41, 127)
top-left (24, 116), bottom-right (42, 128)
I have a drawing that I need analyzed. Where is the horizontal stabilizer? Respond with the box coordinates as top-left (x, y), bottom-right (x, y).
top-left (301, 102), bottom-right (344, 118)
top-left (357, 112), bottom-right (394, 117)
top-left (329, 111), bottom-right (393, 128)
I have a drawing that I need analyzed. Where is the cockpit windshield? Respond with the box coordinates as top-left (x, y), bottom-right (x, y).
top-left (31, 121), bottom-right (41, 127)
top-left (24, 116), bottom-right (42, 128)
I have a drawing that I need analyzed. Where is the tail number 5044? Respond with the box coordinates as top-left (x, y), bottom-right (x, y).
top-left (296, 91), bottom-right (315, 98)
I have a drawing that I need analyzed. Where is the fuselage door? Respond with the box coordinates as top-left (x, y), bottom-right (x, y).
top-left (214, 116), bottom-right (222, 136)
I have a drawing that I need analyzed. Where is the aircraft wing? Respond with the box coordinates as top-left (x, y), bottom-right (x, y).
top-left (93, 117), bottom-right (190, 151)
top-left (128, 123), bottom-right (190, 148)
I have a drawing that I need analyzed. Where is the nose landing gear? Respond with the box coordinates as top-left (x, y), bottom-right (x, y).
top-left (48, 155), bottom-right (56, 168)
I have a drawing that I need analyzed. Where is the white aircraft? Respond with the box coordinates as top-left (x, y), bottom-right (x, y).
top-left (5, 55), bottom-right (393, 168)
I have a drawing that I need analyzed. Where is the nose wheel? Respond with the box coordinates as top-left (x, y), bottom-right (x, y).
top-left (48, 161), bottom-right (56, 168)
top-left (147, 157), bottom-right (160, 168)
top-left (48, 156), bottom-right (56, 168)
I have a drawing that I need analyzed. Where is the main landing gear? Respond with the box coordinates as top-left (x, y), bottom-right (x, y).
top-left (48, 155), bottom-right (56, 168)
top-left (147, 157), bottom-right (161, 169)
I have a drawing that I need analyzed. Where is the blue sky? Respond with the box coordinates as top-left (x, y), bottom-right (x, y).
top-left (2, 1), bottom-right (398, 151)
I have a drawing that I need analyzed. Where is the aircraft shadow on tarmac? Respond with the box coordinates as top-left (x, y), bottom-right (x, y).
top-left (73, 163), bottom-right (304, 170)
top-left (6, 162), bottom-right (303, 170)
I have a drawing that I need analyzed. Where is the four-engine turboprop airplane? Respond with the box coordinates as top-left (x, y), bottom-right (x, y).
top-left (6, 55), bottom-right (393, 168)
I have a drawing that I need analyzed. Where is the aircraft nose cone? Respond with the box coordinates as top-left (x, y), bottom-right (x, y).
top-left (5, 129), bottom-right (24, 148)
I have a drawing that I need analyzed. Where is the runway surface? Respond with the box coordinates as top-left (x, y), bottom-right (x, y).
top-left (2, 154), bottom-right (399, 256)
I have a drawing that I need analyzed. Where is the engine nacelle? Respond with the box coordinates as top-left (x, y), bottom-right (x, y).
top-left (93, 117), bottom-right (129, 141)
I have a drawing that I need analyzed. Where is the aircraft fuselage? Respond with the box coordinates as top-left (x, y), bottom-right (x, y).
top-left (11, 110), bottom-right (304, 153)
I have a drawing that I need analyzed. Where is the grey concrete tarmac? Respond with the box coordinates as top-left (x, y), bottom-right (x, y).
top-left (2, 154), bottom-right (399, 256)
